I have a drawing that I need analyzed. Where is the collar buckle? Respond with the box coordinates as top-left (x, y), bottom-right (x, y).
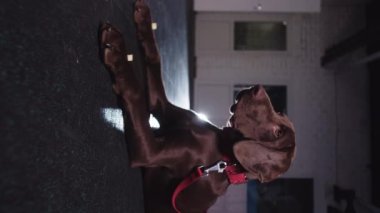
top-left (203, 160), bottom-right (227, 175)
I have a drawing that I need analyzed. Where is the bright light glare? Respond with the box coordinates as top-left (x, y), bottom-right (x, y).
top-left (101, 108), bottom-right (124, 132)
top-left (149, 114), bottom-right (160, 128)
top-left (196, 112), bottom-right (209, 122)
top-left (101, 108), bottom-right (160, 132)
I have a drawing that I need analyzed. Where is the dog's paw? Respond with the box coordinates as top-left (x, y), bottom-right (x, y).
top-left (99, 23), bottom-right (129, 72)
top-left (99, 23), bottom-right (138, 95)
top-left (134, 0), bottom-right (154, 42)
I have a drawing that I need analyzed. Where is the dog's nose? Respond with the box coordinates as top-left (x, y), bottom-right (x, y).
top-left (252, 85), bottom-right (265, 97)
top-left (252, 85), bottom-right (261, 95)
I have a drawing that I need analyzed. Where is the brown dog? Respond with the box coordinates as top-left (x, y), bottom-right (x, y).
top-left (99, 0), bottom-right (295, 212)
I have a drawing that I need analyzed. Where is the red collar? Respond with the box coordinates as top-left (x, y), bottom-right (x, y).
top-left (221, 156), bottom-right (248, 184)
top-left (171, 157), bottom-right (247, 213)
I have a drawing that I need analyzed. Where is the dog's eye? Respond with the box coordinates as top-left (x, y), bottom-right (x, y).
top-left (274, 127), bottom-right (284, 139)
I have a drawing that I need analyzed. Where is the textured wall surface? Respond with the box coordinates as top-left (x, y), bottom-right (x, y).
top-left (194, 1), bottom-right (369, 213)
top-left (0, 0), bottom-right (189, 212)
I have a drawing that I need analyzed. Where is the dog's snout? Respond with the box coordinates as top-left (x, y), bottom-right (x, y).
top-left (235, 85), bottom-right (266, 101)
top-left (252, 85), bottom-right (266, 98)
top-left (252, 85), bottom-right (262, 95)
top-left (235, 89), bottom-right (249, 101)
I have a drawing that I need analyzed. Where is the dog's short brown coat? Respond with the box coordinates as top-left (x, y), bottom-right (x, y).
top-left (99, 0), bottom-right (295, 212)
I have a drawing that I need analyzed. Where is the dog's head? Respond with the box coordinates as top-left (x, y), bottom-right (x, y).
top-left (228, 85), bottom-right (296, 183)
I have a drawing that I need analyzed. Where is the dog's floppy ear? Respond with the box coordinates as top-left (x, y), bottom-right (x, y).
top-left (233, 138), bottom-right (295, 183)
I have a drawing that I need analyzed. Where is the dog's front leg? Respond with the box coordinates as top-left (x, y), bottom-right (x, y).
top-left (99, 24), bottom-right (161, 167)
top-left (134, 0), bottom-right (175, 121)
top-left (134, 0), bottom-right (201, 132)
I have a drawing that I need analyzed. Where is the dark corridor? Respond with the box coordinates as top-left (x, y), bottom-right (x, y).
top-left (0, 0), bottom-right (191, 212)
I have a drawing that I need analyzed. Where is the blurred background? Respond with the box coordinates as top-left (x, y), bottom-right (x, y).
top-left (1, 0), bottom-right (378, 212)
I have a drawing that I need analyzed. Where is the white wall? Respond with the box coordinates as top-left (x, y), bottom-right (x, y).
top-left (194, 0), bottom-right (321, 13)
top-left (194, 2), bottom-right (370, 212)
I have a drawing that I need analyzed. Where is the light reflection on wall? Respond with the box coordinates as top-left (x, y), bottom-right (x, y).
top-left (101, 108), bottom-right (160, 132)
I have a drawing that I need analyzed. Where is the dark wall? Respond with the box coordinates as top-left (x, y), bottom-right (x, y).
top-left (0, 0), bottom-right (190, 212)
top-left (368, 1), bottom-right (380, 207)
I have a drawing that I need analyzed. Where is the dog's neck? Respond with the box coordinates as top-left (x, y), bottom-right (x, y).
top-left (218, 127), bottom-right (245, 160)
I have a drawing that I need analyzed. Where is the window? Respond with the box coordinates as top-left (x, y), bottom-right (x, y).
top-left (234, 21), bottom-right (287, 51)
